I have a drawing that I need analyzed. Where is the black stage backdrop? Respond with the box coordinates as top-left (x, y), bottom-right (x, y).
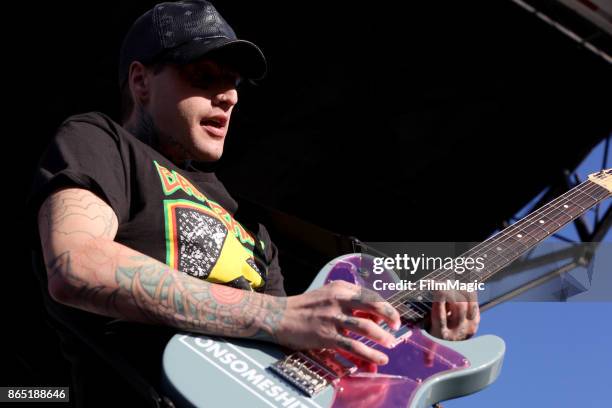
top-left (6, 0), bottom-right (611, 392)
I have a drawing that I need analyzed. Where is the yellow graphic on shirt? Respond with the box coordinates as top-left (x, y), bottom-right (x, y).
top-left (155, 160), bottom-right (265, 289)
top-left (154, 160), bottom-right (255, 246)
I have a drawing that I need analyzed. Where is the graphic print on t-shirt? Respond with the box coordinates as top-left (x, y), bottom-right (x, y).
top-left (154, 161), bottom-right (265, 290)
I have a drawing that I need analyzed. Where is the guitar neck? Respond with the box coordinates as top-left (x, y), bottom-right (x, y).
top-left (392, 170), bottom-right (612, 320)
top-left (467, 178), bottom-right (610, 282)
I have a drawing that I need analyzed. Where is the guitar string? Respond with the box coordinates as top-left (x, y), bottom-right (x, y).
top-left (385, 179), bottom-right (606, 310)
top-left (354, 179), bottom-right (609, 347)
top-left (357, 179), bottom-right (607, 347)
top-left (393, 180), bottom-right (609, 310)
top-left (354, 181), bottom-right (607, 346)
top-left (378, 180), bottom-right (607, 338)
top-left (309, 175), bottom-right (612, 374)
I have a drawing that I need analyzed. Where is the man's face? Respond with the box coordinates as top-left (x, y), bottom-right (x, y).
top-left (144, 58), bottom-right (240, 162)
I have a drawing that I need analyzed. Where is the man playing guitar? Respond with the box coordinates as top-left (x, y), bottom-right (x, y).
top-left (30, 1), bottom-right (479, 405)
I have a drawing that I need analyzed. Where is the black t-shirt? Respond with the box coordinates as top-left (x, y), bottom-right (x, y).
top-left (28, 111), bottom-right (285, 296)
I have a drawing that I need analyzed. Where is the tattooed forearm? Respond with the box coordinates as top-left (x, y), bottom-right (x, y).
top-left (46, 249), bottom-right (116, 311)
top-left (46, 240), bottom-right (287, 339)
top-left (113, 255), bottom-right (287, 338)
top-left (39, 188), bottom-right (287, 341)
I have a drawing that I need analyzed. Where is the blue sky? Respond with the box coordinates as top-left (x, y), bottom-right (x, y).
top-left (446, 136), bottom-right (611, 407)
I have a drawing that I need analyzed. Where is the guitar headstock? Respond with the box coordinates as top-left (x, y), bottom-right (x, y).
top-left (588, 168), bottom-right (612, 193)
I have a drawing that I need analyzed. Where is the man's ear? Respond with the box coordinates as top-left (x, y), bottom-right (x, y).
top-left (128, 61), bottom-right (150, 105)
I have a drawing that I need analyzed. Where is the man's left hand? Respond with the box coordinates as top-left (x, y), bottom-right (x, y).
top-left (428, 290), bottom-right (480, 341)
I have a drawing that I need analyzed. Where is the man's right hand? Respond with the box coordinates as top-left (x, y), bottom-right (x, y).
top-left (38, 187), bottom-right (401, 366)
top-left (272, 280), bottom-right (401, 365)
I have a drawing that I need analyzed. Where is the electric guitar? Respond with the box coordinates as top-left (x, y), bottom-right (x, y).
top-left (161, 169), bottom-right (611, 408)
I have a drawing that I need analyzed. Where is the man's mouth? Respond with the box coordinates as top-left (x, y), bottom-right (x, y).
top-left (200, 116), bottom-right (227, 138)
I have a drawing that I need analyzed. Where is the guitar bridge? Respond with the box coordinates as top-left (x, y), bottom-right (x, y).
top-left (270, 350), bottom-right (356, 397)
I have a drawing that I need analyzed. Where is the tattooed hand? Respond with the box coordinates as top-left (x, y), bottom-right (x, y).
top-left (273, 280), bottom-right (401, 365)
top-left (428, 289), bottom-right (480, 341)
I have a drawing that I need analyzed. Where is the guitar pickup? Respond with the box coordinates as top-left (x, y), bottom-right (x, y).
top-left (380, 322), bottom-right (413, 347)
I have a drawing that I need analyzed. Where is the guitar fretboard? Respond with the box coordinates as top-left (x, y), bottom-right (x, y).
top-left (388, 178), bottom-right (611, 321)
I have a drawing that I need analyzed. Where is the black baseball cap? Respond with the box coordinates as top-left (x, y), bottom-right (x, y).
top-left (118, 0), bottom-right (267, 87)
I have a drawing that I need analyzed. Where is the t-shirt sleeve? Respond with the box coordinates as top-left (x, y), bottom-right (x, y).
top-left (28, 115), bottom-right (131, 236)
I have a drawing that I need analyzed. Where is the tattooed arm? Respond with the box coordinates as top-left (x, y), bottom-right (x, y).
top-left (38, 188), bottom-right (401, 364)
top-left (38, 187), bottom-right (286, 338)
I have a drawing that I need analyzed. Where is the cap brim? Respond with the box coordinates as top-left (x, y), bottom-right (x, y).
top-left (166, 38), bottom-right (267, 80)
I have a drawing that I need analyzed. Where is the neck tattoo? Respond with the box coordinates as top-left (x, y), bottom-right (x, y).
top-left (127, 105), bottom-right (161, 149)
top-left (126, 106), bottom-right (192, 168)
